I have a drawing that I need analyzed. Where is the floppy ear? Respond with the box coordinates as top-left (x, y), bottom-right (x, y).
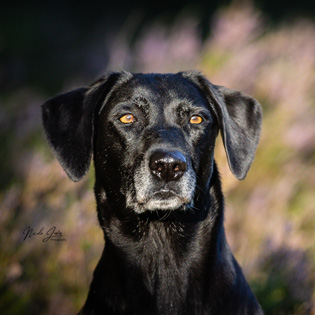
top-left (183, 72), bottom-right (262, 180)
top-left (41, 72), bottom-right (125, 181)
top-left (213, 85), bottom-right (262, 179)
top-left (42, 88), bottom-right (92, 181)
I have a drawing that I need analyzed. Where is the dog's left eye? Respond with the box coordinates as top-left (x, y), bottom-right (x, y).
top-left (190, 115), bottom-right (203, 124)
top-left (119, 114), bottom-right (135, 124)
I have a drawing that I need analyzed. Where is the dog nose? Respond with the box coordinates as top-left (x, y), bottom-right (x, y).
top-left (149, 150), bottom-right (187, 182)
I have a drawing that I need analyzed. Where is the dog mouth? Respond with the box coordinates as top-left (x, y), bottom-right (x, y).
top-left (137, 189), bottom-right (192, 211)
top-left (131, 156), bottom-right (196, 214)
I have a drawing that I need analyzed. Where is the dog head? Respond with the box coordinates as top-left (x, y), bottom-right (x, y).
top-left (42, 71), bottom-right (262, 214)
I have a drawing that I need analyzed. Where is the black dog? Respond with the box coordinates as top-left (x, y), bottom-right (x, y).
top-left (42, 71), bottom-right (263, 314)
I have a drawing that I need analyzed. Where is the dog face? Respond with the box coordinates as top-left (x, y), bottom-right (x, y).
top-left (42, 71), bottom-right (262, 214)
top-left (94, 73), bottom-right (218, 213)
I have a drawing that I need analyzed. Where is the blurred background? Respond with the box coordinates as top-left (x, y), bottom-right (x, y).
top-left (1, 0), bottom-right (315, 314)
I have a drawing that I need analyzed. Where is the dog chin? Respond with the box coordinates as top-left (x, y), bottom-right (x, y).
top-left (144, 196), bottom-right (184, 211)
top-left (132, 195), bottom-right (193, 214)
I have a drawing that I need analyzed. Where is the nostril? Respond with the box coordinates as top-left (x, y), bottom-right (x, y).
top-left (174, 161), bottom-right (187, 172)
top-left (149, 160), bottom-right (164, 172)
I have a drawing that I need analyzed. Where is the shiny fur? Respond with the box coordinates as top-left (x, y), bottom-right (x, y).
top-left (42, 71), bottom-right (263, 314)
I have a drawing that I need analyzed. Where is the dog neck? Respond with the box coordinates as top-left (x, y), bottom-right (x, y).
top-left (87, 164), bottom-right (227, 313)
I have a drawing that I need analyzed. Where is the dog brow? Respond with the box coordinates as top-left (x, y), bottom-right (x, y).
top-left (177, 100), bottom-right (205, 113)
top-left (177, 101), bottom-right (193, 112)
top-left (131, 96), bottom-right (150, 110)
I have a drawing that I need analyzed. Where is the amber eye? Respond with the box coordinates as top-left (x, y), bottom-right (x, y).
top-left (119, 114), bottom-right (135, 124)
top-left (190, 115), bottom-right (203, 124)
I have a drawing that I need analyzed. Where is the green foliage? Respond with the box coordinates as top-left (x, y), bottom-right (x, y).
top-left (251, 246), bottom-right (314, 314)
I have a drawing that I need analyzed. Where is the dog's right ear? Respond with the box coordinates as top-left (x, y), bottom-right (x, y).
top-left (41, 72), bottom-right (127, 182)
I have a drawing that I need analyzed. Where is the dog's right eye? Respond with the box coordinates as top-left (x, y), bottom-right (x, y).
top-left (119, 114), bottom-right (135, 124)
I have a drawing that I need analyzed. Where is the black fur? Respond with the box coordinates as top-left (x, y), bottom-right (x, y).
top-left (42, 71), bottom-right (263, 314)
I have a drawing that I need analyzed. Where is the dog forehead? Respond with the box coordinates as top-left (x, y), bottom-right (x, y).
top-left (117, 73), bottom-right (207, 108)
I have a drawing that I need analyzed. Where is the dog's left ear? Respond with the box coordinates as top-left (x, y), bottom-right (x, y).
top-left (183, 72), bottom-right (262, 180)
top-left (42, 72), bottom-right (126, 182)
top-left (214, 85), bottom-right (262, 180)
